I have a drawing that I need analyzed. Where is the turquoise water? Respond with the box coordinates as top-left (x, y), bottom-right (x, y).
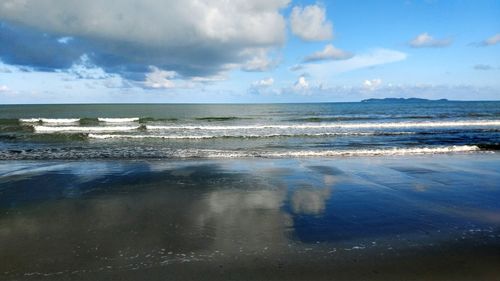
top-left (0, 101), bottom-right (499, 159)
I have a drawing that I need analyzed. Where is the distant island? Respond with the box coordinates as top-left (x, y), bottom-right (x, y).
top-left (361, 98), bottom-right (449, 103)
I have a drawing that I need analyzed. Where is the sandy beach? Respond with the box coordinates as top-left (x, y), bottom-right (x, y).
top-left (1, 153), bottom-right (499, 280)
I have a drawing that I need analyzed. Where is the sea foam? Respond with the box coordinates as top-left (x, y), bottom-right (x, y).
top-left (168, 145), bottom-right (482, 158)
top-left (34, 126), bottom-right (139, 133)
top-left (87, 132), bottom-right (414, 140)
top-left (98, 118), bottom-right (140, 123)
top-left (20, 118), bottom-right (80, 124)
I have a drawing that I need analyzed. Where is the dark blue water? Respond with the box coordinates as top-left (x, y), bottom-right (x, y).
top-left (0, 101), bottom-right (499, 159)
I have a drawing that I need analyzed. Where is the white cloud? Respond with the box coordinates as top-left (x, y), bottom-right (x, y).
top-left (303, 44), bottom-right (353, 63)
top-left (362, 78), bottom-right (383, 91)
top-left (290, 4), bottom-right (333, 41)
top-left (0, 85), bottom-right (9, 92)
top-left (293, 76), bottom-right (309, 91)
top-left (482, 33), bottom-right (500, 46)
top-left (305, 48), bottom-right (407, 80)
top-left (0, 0), bottom-right (289, 47)
top-left (144, 66), bottom-right (176, 89)
top-left (252, 77), bottom-right (274, 88)
top-left (409, 32), bottom-right (452, 48)
top-left (0, 0), bottom-right (290, 77)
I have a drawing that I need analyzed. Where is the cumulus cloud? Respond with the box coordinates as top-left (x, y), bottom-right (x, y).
top-left (0, 0), bottom-right (290, 78)
top-left (303, 44), bottom-right (353, 63)
top-left (362, 78), bottom-right (383, 91)
top-left (144, 66), bottom-right (177, 89)
top-left (252, 77), bottom-right (274, 88)
top-left (409, 32), bottom-right (452, 48)
top-left (290, 4), bottom-right (333, 41)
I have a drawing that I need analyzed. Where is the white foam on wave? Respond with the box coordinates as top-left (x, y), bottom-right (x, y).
top-left (40, 118), bottom-right (80, 124)
top-left (98, 117), bottom-right (139, 123)
top-left (34, 126), bottom-right (139, 133)
top-left (89, 134), bottom-right (212, 139)
top-left (0, 145), bottom-right (485, 160)
top-left (193, 145), bottom-right (481, 158)
top-left (19, 118), bottom-right (41, 123)
top-left (20, 118), bottom-right (80, 124)
top-left (147, 120), bottom-right (500, 130)
top-left (88, 132), bottom-right (414, 140)
top-left (260, 145), bottom-right (481, 157)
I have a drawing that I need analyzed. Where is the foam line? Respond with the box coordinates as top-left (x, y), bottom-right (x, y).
top-left (146, 120), bottom-right (500, 130)
top-left (87, 132), bottom-right (414, 139)
top-left (34, 126), bottom-right (139, 133)
top-left (98, 118), bottom-right (140, 123)
top-left (20, 118), bottom-right (80, 123)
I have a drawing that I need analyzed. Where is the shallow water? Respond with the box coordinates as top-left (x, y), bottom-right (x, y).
top-left (1, 154), bottom-right (499, 280)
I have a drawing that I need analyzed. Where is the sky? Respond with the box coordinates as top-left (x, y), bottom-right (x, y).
top-left (0, 0), bottom-right (499, 103)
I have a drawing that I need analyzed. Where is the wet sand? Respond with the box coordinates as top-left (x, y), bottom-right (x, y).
top-left (0, 154), bottom-right (499, 280)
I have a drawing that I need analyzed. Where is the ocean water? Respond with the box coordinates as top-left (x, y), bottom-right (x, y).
top-left (0, 101), bottom-right (499, 160)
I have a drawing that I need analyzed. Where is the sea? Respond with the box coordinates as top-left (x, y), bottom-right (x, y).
top-left (0, 101), bottom-right (499, 160)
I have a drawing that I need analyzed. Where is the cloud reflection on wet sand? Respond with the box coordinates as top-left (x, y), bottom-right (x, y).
top-left (0, 155), bottom-right (499, 280)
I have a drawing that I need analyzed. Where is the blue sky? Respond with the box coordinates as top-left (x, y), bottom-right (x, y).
top-left (0, 0), bottom-right (499, 103)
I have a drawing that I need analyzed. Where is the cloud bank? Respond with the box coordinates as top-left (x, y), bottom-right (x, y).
top-left (0, 0), bottom-right (290, 79)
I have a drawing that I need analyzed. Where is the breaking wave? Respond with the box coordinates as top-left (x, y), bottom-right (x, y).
top-left (97, 117), bottom-right (140, 123)
top-left (0, 145), bottom-right (486, 160)
top-left (33, 126), bottom-right (140, 133)
top-left (87, 132), bottom-right (415, 140)
top-left (20, 118), bottom-right (80, 124)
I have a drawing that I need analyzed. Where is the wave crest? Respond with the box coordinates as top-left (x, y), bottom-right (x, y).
top-left (97, 118), bottom-right (140, 123)
top-left (34, 126), bottom-right (139, 133)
